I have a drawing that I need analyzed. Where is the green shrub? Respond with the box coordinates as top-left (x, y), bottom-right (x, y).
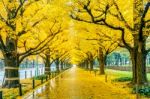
top-left (33, 74), bottom-right (47, 80)
top-left (132, 86), bottom-right (150, 97)
top-left (51, 71), bottom-right (58, 73)
top-left (9, 93), bottom-right (17, 99)
top-left (112, 77), bottom-right (132, 82)
top-left (93, 69), bottom-right (99, 72)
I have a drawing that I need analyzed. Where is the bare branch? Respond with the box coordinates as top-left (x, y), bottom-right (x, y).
top-left (13, 0), bottom-right (26, 18)
top-left (139, 2), bottom-right (150, 41)
top-left (111, 1), bottom-right (133, 31)
top-left (0, 35), bottom-right (6, 51)
top-left (71, 0), bottom-right (133, 50)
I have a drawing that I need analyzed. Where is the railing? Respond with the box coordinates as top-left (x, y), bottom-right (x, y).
top-left (0, 67), bottom-right (71, 99)
top-left (106, 66), bottom-right (150, 73)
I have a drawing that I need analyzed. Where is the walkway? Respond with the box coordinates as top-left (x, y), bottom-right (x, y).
top-left (33, 66), bottom-right (135, 99)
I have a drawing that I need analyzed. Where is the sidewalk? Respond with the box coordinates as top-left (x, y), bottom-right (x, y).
top-left (35, 66), bottom-right (136, 99)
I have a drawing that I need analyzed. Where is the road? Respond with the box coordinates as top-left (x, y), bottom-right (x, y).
top-left (26, 66), bottom-right (135, 99)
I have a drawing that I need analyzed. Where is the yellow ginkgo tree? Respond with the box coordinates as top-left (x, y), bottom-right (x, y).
top-left (70, 0), bottom-right (150, 85)
top-left (0, 0), bottom-right (63, 88)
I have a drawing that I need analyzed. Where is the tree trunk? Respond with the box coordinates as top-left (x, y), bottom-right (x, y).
top-left (2, 38), bottom-right (19, 88)
top-left (87, 52), bottom-right (93, 70)
top-left (99, 57), bottom-right (105, 75)
top-left (132, 0), bottom-right (147, 85)
top-left (61, 61), bottom-right (64, 70)
top-left (63, 62), bottom-right (66, 69)
top-left (44, 49), bottom-right (51, 75)
top-left (85, 60), bottom-right (89, 70)
top-left (55, 58), bottom-right (60, 73)
top-left (81, 62), bottom-right (84, 68)
top-left (99, 48), bottom-right (105, 75)
top-left (136, 42), bottom-right (147, 85)
top-left (89, 60), bottom-right (93, 71)
top-left (143, 52), bottom-right (147, 82)
top-left (129, 49), bottom-right (137, 84)
top-left (3, 56), bottom-right (19, 88)
top-left (129, 45), bottom-right (147, 85)
top-left (45, 55), bottom-right (51, 75)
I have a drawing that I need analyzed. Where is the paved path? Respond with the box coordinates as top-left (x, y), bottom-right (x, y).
top-left (34, 66), bottom-right (135, 99)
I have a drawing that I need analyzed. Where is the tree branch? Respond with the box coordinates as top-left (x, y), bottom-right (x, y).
top-left (0, 35), bottom-right (6, 51)
top-left (139, 2), bottom-right (150, 41)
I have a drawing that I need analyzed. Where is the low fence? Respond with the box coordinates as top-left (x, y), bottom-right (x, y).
top-left (0, 68), bottom-right (44, 85)
top-left (1, 72), bottom-right (57, 99)
top-left (106, 66), bottom-right (150, 73)
top-left (0, 67), bottom-right (71, 99)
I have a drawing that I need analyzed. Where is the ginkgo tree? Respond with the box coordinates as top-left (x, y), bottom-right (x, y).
top-left (72, 20), bottom-right (120, 74)
top-left (57, 40), bottom-right (72, 70)
top-left (0, 0), bottom-right (64, 88)
top-left (70, 0), bottom-right (150, 85)
top-left (53, 41), bottom-right (71, 72)
top-left (84, 27), bottom-right (120, 74)
top-left (97, 38), bottom-right (119, 74)
top-left (36, 0), bottom-right (71, 75)
top-left (83, 33), bottom-right (119, 74)
top-left (72, 32), bottom-right (98, 70)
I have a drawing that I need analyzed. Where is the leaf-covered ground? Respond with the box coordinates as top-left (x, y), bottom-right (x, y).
top-left (2, 79), bottom-right (41, 99)
top-left (36, 66), bottom-right (137, 99)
